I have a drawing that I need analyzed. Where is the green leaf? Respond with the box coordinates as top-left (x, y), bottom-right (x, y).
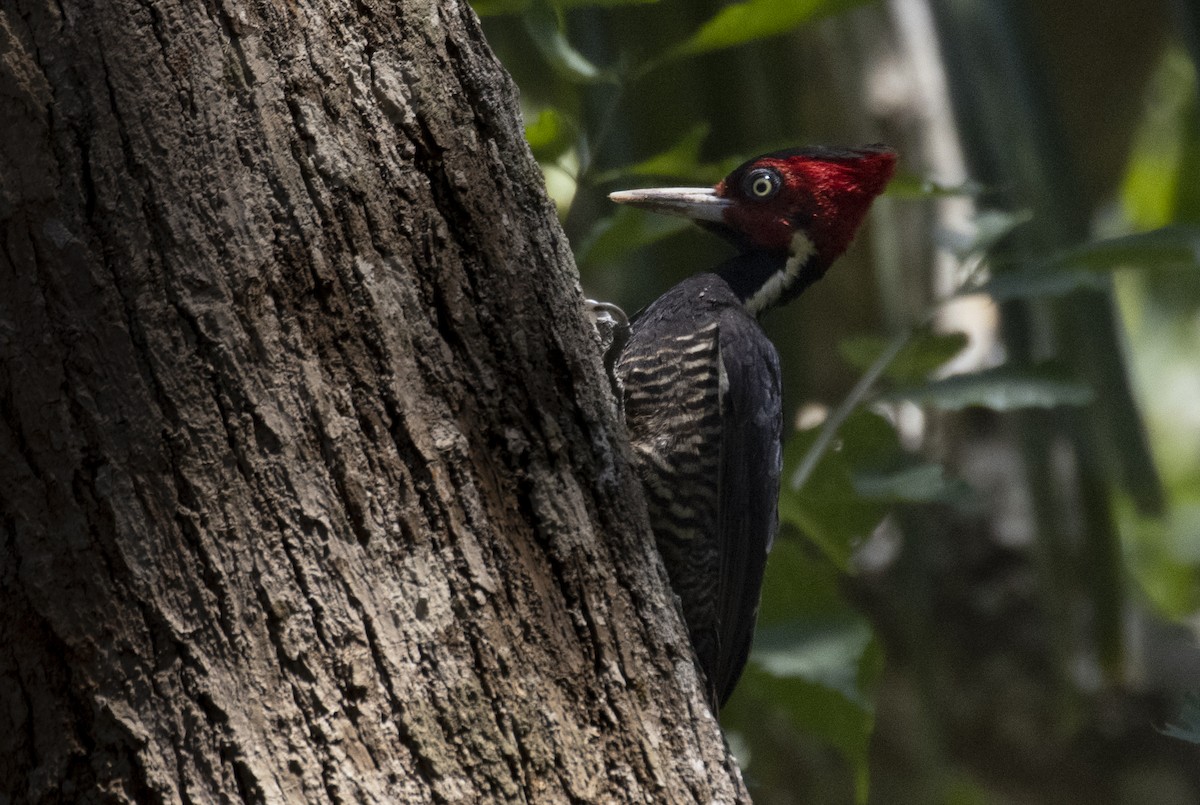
top-left (1161, 692), bottom-right (1200, 745)
top-left (752, 616), bottom-right (874, 705)
top-left (472, 0), bottom-right (657, 17)
top-left (726, 664), bottom-right (874, 799)
top-left (1119, 496), bottom-right (1200, 618)
top-left (470, 0), bottom-right (529, 14)
top-left (523, 107), bottom-right (573, 159)
top-left (755, 539), bottom-right (850, 627)
top-left (839, 328), bottom-right (968, 384)
top-left (668, 0), bottom-right (871, 60)
top-left (1121, 48), bottom-right (1199, 228)
top-left (822, 406), bottom-right (902, 466)
top-left (778, 439), bottom-right (880, 569)
top-left (882, 364), bottom-right (1094, 411)
top-left (523, 3), bottom-right (610, 83)
top-left (557, 0), bottom-right (659, 7)
top-left (541, 162), bottom-right (578, 214)
top-left (977, 226), bottom-right (1200, 301)
top-left (780, 410), bottom-right (896, 569)
top-left (593, 123), bottom-right (716, 183)
top-left (1049, 225), bottom-right (1200, 270)
top-left (573, 205), bottom-right (692, 268)
top-left (978, 266), bottom-right (1112, 301)
top-left (853, 462), bottom-right (969, 504)
top-left (728, 514), bottom-right (881, 802)
top-left (753, 541), bottom-right (880, 705)
top-left (937, 208), bottom-right (1033, 259)
top-left (884, 173), bottom-right (985, 199)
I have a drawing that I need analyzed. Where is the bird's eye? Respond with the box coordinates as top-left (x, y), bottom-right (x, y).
top-left (743, 168), bottom-right (781, 200)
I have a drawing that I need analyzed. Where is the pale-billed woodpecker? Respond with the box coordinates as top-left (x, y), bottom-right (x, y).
top-left (607, 144), bottom-right (896, 709)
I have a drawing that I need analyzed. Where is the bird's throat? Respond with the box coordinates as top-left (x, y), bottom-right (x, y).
top-left (720, 231), bottom-right (819, 317)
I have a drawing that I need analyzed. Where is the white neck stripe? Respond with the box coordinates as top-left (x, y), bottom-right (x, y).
top-left (744, 231), bottom-right (816, 316)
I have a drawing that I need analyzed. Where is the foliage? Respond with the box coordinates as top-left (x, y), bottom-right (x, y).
top-left (724, 539), bottom-right (877, 797)
top-left (977, 226), bottom-right (1200, 301)
top-left (665, 0), bottom-right (872, 60)
top-left (1116, 47), bottom-right (1200, 629)
top-left (1161, 692), bottom-right (1200, 745)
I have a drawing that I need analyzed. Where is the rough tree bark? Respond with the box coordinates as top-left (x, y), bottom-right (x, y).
top-left (0, 0), bottom-right (747, 801)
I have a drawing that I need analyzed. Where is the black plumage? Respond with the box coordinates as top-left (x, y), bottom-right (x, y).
top-left (617, 272), bottom-right (781, 708)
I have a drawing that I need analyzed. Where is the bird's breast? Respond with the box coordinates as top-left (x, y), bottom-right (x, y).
top-left (617, 321), bottom-right (724, 549)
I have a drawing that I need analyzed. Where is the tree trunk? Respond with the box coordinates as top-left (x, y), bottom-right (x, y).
top-left (0, 0), bottom-right (747, 800)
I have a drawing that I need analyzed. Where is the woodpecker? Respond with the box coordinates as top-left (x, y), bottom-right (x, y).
top-left (609, 144), bottom-right (896, 708)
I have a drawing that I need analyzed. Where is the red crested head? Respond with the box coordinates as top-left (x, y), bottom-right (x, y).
top-left (609, 143), bottom-right (896, 314)
top-left (715, 144), bottom-right (896, 258)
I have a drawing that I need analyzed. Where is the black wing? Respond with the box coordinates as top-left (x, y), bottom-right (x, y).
top-left (713, 308), bottom-right (782, 706)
